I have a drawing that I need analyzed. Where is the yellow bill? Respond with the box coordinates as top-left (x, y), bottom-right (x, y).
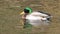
top-left (20, 11), bottom-right (24, 15)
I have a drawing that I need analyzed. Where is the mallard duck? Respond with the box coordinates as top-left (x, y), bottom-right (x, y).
top-left (20, 7), bottom-right (52, 27)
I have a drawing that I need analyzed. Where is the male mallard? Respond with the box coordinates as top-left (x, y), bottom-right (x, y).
top-left (20, 7), bottom-right (51, 27)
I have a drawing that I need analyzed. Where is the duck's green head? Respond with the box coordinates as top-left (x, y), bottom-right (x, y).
top-left (24, 7), bottom-right (32, 14)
